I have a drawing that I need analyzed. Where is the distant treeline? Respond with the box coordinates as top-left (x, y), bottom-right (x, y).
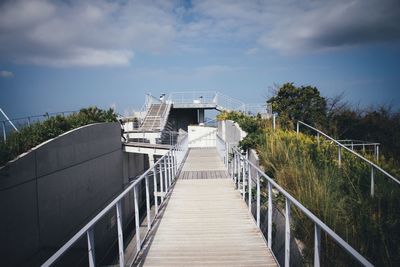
top-left (268, 82), bottom-right (400, 164)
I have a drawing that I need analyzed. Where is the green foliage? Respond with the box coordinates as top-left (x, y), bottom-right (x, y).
top-left (0, 107), bottom-right (117, 167)
top-left (258, 129), bottom-right (400, 266)
top-left (268, 83), bottom-right (327, 128)
top-left (223, 110), bottom-right (400, 266)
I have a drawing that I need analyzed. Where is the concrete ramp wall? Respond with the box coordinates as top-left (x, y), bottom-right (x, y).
top-left (0, 122), bottom-right (147, 266)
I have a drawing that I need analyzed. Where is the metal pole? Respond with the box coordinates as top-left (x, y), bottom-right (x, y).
top-left (242, 156), bottom-right (245, 200)
top-left (145, 175), bottom-right (151, 231)
top-left (248, 162), bottom-right (252, 213)
top-left (376, 145), bottom-right (379, 162)
top-left (134, 186), bottom-right (141, 253)
top-left (159, 164), bottom-right (164, 203)
top-left (153, 169), bottom-right (159, 215)
top-left (338, 145), bottom-right (341, 167)
top-left (116, 201), bottom-right (125, 267)
top-left (317, 132), bottom-right (320, 146)
top-left (2, 121), bottom-right (6, 142)
top-left (0, 108), bottom-right (19, 132)
top-left (314, 224), bottom-right (321, 267)
top-left (273, 113), bottom-right (276, 130)
top-left (296, 122), bottom-right (299, 135)
top-left (285, 198), bottom-right (291, 267)
top-left (267, 181), bottom-right (273, 248)
top-left (371, 166), bottom-right (375, 197)
top-left (164, 157), bottom-right (168, 191)
top-left (257, 174), bottom-right (260, 227)
top-left (86, 228), bottom-right (96, 267)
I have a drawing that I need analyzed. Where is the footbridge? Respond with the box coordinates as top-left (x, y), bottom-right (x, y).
top-left (42, 129), bottom-right (373, 267)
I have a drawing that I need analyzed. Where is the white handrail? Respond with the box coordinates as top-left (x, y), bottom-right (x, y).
top-left (229, 146), bottom-right (373, 267)
top-left (41, 134), bottom-right (189, 267)
top-left (297, 121), bottom-right (400, 191)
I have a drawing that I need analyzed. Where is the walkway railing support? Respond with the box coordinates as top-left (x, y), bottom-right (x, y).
top-left (86, 228), bottom-right (95, 267)
top-left (116, 201), bottom-right (125, 267)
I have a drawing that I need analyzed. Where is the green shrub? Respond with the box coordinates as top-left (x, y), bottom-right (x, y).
top-left (0, 107), bottom-right (117, 167)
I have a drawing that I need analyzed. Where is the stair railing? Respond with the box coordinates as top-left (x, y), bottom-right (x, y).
top-left (41, 134), bottom-right (189, 267)
top-left (224, 143), bottom-right (374, 267)
top-left (297, 121), bottom-right (400, 196)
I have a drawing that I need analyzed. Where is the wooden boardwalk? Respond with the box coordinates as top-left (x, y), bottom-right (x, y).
top-left (135, 148), bottom-right (277, 266)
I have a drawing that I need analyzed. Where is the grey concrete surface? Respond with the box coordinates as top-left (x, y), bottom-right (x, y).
top-left (0, 122), bottom-right (148, 267)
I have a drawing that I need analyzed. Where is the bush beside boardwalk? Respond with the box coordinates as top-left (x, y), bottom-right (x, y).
top-left (219, 110), bottom-right (400, 266)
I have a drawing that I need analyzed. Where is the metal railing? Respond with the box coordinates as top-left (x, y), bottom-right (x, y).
top-left (336, 139), bottom-right (380, 160)
top-left (41, 134), bottom-right (189, 267)
top-left (297, 121), bottom-right (400, 196)
top-left (1, 110), bottom-right (78, 142)
top-left (222, 143), bottom-right (373, 267)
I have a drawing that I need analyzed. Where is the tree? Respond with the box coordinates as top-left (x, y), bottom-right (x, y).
top-left (267, 83), bottom-right (327, 128)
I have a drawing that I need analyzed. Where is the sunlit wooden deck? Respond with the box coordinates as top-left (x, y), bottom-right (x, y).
top-left (134, 148), bottom-right (277, 266)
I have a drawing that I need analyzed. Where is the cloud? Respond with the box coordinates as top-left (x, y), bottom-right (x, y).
top-left (0, 0), bottom-right (399, 67)
top-left (0, 70), bottom-right (14, 78)
top-left (0, 0), bottom-right (176, 67)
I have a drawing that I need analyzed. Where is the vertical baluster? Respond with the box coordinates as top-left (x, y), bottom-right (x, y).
top-left (116, 201), bottom-right (125, 267)
top-left (296, 122), bottom-right (299, 135)
top-left (145, 175), bottom-right (151, 231)
top-left (285, 198), bottom-right (291, 267)
top-left (267, 181), bottom-right (273, 248)
top-left (159, 162), bottom-right (164, 203)
top-left (153, 168), bottom-right (159, 215)
top-left (167, 154), bottom-right (171, 187)
top-left (164, 157), bottom-right (168, 191)
top-left (242, 156), bottom-right (245, 200)
top-left (256, 174), bottom-right (260, 227)
top-left (371, 166), bottom-right (375, 197)
top-left (87, 228), bottom-right (96, 267)
top-left (317, 132), bottom-right (320, 146)
top-left (134, 186), bottom-right (141, 253)
top-left (248, 162), bottom-right (252, 213)
top-left (314, 224), bottom-right (321, 267)
top-left (338, 145), bottom-right (341, 167)
top-left (2, 121), bottom-right (6, 142)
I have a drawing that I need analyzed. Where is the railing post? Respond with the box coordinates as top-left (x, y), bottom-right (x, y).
top-left (248, 162), bottom-right (252, 213)
top-left (296, 121), bottom-right (299, 135)
top-left (272, 113), bottom-right (276, 130)
top-left (164, 157), bottom-right (168, 191)
top-left (371, 166), bottom-right (375, 197)
top-left (153, 169), bottom-right (159, 215)
top-left (159, 163), bottom-right (164, 203)
top-left (242, 155), bottom-right (245, 200)
top-left (167, 154), bottom-right (172, 186)
top-left (314, 224), bottom-right (321, 267)
top-left (2, 121), bottom-right (6, 142)
top-left (134, 186), bottom-right (141, 253)
top-left (267, 181), bottom-right (273, 248)
top-left (338, 145), bottom-right (341, 167)
top-left (317, 132), bottom-right (320, 146)
top-left (116, 201), bottom-right (125, 267)
top-left (256, 174), bottom-right (260, 227)
top-left (86, 228), bottom-right (96, 267)
top-left (145, 175), bottom-right (151, 231)
top-left (285, 198), bottom-right (291, 267)
top-left (376, 145), bottom-right (379, 162)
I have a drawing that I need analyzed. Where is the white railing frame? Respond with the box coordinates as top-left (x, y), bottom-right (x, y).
top-left (297, 121), bottom-right (400, 196)
top-left (41, 134), bottom-right (189, 267)
top-left (227, 146), bottom-right (373, 267)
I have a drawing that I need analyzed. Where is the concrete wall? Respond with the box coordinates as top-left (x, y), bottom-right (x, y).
top-left (188, 125), bottom-right (216, 148)
top-left (0, 122), bottom-right (148, 266)
top-left (217, 120), bottom-right (247, 148)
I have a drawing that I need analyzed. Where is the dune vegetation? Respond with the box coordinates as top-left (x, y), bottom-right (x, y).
top-left (217, 83), bottom-right (400, 266)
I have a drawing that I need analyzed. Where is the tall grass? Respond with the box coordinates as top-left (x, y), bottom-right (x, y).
top-left (257, 128), bottom-right (400, 266)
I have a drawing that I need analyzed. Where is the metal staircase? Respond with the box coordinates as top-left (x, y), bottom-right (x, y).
top-left (140, 103), bottom-right (171, 131)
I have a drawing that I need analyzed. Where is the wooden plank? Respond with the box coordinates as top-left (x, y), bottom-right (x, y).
top-left (134, 148), bottom-right (277, 266)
